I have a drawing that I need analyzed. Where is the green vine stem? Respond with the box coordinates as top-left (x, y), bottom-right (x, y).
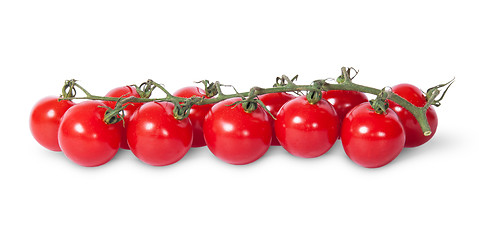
top-left (59, 67), bottom-right (453, 136)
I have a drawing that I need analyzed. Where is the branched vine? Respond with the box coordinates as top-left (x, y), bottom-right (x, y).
top-left (59, 67), bottom-right (454, 136)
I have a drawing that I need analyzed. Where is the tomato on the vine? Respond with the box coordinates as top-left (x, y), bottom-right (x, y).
top-left (322, 90), bottom-right (368, 124)
top-left (104, 86), bottom-right (143, 150)
top-left (203, 98), bottom-right (272, 165)
top-left (258, 92), bottom-right (296, 146)
top-left (30, 96), bottom-right (75, 151)
top-left (341, 103), bottom-right (405, 168)
top-left (58, 101), bottom-right (122, 167)
top-left (173, 86), bottom-right (213, 148)
top-left (274, 96), bottom-right (339, 158)
top-left (387, 83), bottom-right (438, 148)
top-left (127, 102), bottom-right (193, 166)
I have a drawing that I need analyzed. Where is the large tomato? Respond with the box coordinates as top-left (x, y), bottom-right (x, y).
top-left (127, 102), bottom-right (193, 166)
top-left (203, 98), bottom-right (272, 165)
top-left (387, 83), bottom-right (438, 148)
top-left (104, 86), bottom-right (143, 150)
top-left (258, 92), bottom-right (296, 146)
top-left (322, 90), bottom-right (368, 124)
top-left (30, 96), bottom-right (75, 151)
top-left (341, 103), bottom-right (406, 168)
top-left (173, 86), bottom-right (213, 148)
top-left (274, 96), bottom-right (339, 158)
top-left (58, 101), bottom-right (122, 167)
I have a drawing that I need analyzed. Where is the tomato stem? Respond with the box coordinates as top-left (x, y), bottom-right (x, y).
top-left (59, 67), bottom-right (452, 135)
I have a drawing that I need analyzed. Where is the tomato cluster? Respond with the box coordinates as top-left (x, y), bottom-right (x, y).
top-left (30, 84), bottom-right (438, 168)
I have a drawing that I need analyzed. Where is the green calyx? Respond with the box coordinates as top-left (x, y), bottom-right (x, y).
top-left (242, 100), bottom-right (258, 113)
top-left (172, 97), bottom-right (204, 120)
top-left (197, 80), bottom-right (218, 98)
top-left (61, 79), bottom-right (78, 98)
top-left (135, 80), bottom-right (156, 99)
top-left (102, 96), bottom-right (138, 125)
top-left (336, 67), bottom-right (358, 84)
top-left (306, 80), bottom-right (324, 104)
top-left (102, 105), bottom-right (126, 125)
top-left (173, 104), bottom-right (191, 120)
top-left (426, 78), bottom-right (455, 107)
top-left (306, 90), bottom-right (322, 104)
top-left (369, 87), bottom-right (391, 114)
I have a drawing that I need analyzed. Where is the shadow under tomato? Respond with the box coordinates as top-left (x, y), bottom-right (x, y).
top-left (269, 140), bottom-right (344, 162)
top-left (382, 131), bottom-right (458, 168)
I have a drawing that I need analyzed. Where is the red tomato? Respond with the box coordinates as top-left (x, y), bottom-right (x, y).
top-left (203, 98), bottom-right (272, 165)
top-left (341, 103), bottom-right (405, 168)
top-left (30, 96), bottom-right (75, 151)
top-left (127, 102), bottom-right (193, 166)
top-left (387, 84), bottom-right (438, 148)
top-left (275, 96), bottom-right (340, 158)
top-left (104, 86), bottom-right (143, 150)
top-left (258, 92), bottom-right (296, 146)
top-left (322, 90), bottom-right (368, 124)
top-left (173, 86), bottom-right (213, 148)
top-left (58, 101), bottom-right (122, 167)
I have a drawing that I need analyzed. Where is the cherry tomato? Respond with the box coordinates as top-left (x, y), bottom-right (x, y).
top-left (30, 96), bottom-right (75, 151)
top-left (58, 101), bottom-right (122, 167)
top-left (104, 86), bottom-right (143, 150)
top-left (387, 84), bottom-right (438, 148)
top-left (127, 102), bottom-right (193, 166)
top-left (173, 86), bottom-right (213, 148)
top-left (322, 90), bottom-right (368, 124)
top-left (258, 92), bottom-right (296, 146)
top-left (274, 96), bottom-right (339, 158)
top-left (341, 103), bottom-right (405, 168)
top-left (203, 98), bottom-right (272, 165)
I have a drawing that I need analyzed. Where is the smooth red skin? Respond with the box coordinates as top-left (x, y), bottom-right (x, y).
top-left (173, 86), bottom-right (213, 148)
top-left (274, 96), bottom-right (340, 158)
top-left (322, 90), bottom-right (368, 124)
top-left (387, 84), bottom-right (438, 148)
top-left (104, 86), bottom-right (143, 150)
top-left (127, 102), bottom-right (193, 166)
top-left (341, 103), bottom-right (405, 168)
top-left (258, 92), bottom-right (296, 146)
top-left (58, 101), bottom-right (122, 167)
top-left (203, 98), bottom-right (272, 165)
top-left (30, 96), bottom-right (75, 151)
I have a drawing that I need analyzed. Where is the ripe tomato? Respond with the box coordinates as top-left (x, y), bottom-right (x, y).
top-left (104, 86), bottom-right (143, 150)
top-left (173, 86), bottom-right (213, 148)
top-left (203, 98), bottom-right (272, 165)
top-left (322, 90), bottom-right (368, 124)
top-left (387, 84), bottom-right (438, 148)
top-left (341, 103), bottom-right (405, 168)
top-left (258, 92), bottom-right (296, 146)
top-left (30, 96), bottom-right (75, 151)
top-left (127, 102), bottom-right (193, 166)
top-left (275, 96), bottom-right (339, 158)
top-left (58, 101), bottom-right (122, 167)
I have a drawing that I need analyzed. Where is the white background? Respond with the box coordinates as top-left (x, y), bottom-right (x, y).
top-left (1, 0), bottom-right (478, 239)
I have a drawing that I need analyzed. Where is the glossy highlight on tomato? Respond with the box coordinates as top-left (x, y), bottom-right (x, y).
top-left (58, 101), bottom-right (122, 167)
top-left (127, 102), bottom-right (193, 166)
top-left (258, 92), bottom-right (296, 146)
top-left (104, 86), bottom-right (143, 150)
top-left (388, 84), bottom-right (438, 148)
top-left (173, 86), bottom-right (213, 148)
top-left (341, 103), bottom-right (405, 168)
top-left (30, 96), bottom-right (75, 151)
top-left (275, 96), bottom-right (339, 158)
top-left (203, 98), bottom-right (272, 165)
